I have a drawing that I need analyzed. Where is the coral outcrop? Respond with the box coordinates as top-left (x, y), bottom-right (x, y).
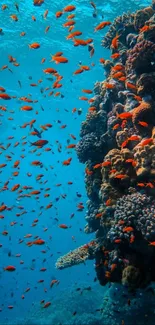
top-left (56, 0), bottom-right (155, 290)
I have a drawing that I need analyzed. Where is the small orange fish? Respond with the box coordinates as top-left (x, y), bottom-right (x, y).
top-left (52, 56), bottom-right (68, 64)
top-left (94, 21), bottom-right (111, 32)
top-left (113, 123), bottom-right (120, 130)
top-left (55, 11), bottom-right (63, 18)
top-left (85, 168), bottom-right (93, 176)
top-left (140, 25), bottom-right (150, 33)
top-left (114, 174), bottom-right (126, 179)
top-left (102, 161), bottom-right (111, 167)
top-left (62, 158), bottom-right (72, 166)
top-left (111, 53), bottom-right (120, 59)
top-left (117, 112), bottom-right (132, 119)
top-left (63, 5), bottom-right (76, 12)
top-left (105, 198), bottom-right (112, 206)
top-left (95, 213), bottom-right (103, 218)
top-left (111, 34), bottom-right (119, 49)
top-left (126, 82), bottom-right (137, 91)
top-left (59, 224), bottom-right (69, 229)
top-left (149, 241), bottom-right (155, 246)
top-left (28, 43), bottom-right (40, 49)
top-left (138, 121), bottom-right (148, 127)
top-left (128, 135), bottom-right (140, 141)
top-left (99, 58), bottom-right (105, 64)
top-left (123, 226), bottom-right (134, 233)
top-left (139, 138), bottom-right (153, 146)
top-left (93, 163), bottom-right (102, 169)
top-left (63, 20), bottom-right (75, 27)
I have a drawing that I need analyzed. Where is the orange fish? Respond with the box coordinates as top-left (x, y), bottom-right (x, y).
top-left (4, 265), bottom-right (16, 271)
top-left (140, 25), bottom-right (150, 33)
top-left (126, 82), bottom-right (137, 91)
top-left (85, 167), bottom-right (93, 176)
top-left (138, 121), bottom-right (148, 127)
top-left (99, 58), bottom-right (105, 64)
top-left (66, 144), bottom-right (76, 149)
top-left (113, 123), bottom-right (120, 130)
top-left (20, 106), bottom-right (33, 111)
top-left (0, 93), bottom-right (11, 100)
top-left (114, 174), bottom-right (126, 179)
top-left (66, 31), bottom-right (82, 39)
top-left (59, 224), bottom-right (69, 229)
top-left (10, 14), bottom-right (18, 21)
top-left (63, 5), bottom-right (76, 12)
top-left (55, 11), bottom-right (63, 18)
top-left (82, 89), bottom-right (92, 94)
top-left (28, 43), bottom-right (40, 49)
top-left (111, 53), bottom-right (120, 59)
top-left (104, 82), bottom-right (115, 89)
top-left (123, 226), bottom-right (134, 233)
top-left (95, 213), bottom-right (103, 218)
top-left (52, 56), bottom-right (68, 64)
top-left (102, 161), bottom-right (111, 167)
top-left (62, 158), bottom-right (72, 166)
top-left (128, 135), bottom-right (140, 141)
top-left (117, 112), bottom-right (132, 119)
top-left (111, 34), bottom-right (120, 49)
top-left (94, 21), bottom-right (111, 32)
top-left (149, 241), bottom-right (155, 246)
top-left (139, 138), bottom-right (153, 146)
top-left (63, 20), bottom-right (75, 27)
top-left (93, 163), bottom-right (102, 169)
top-left (73, 68), bottom-right (84, 75)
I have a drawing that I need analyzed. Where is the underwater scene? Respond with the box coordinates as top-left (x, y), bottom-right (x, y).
top-left (2, 0), bottom-right (155, 324)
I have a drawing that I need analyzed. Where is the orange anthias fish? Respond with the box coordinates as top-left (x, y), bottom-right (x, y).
top-left (28, 43), bottom-right (40, 49)
top-left (117, 112), bottom-right (132, 119)
top-left (94, 21), bottom-right (111, 32)
top-left (139, 138), bottom-right (153, 146)
top-left (138, 121), bottom-right (148, 127)
top-left (52, 56), bottom-right (68, 64)
top-left (63, 5), bottom-right (76, 12)
top-left (66, 31), bottom-right (82, 39)
top-left (59, 224), bottom-right (69, 229)
top-left (123, 226), bottom-right (134, 233)
top-left (111, 34), bottom-right (120, 49)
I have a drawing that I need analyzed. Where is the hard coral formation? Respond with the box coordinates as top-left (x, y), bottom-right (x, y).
top-left (137, 73), bottom-right (155, 100)
top-left (56, 0), bottom-right (155, 290)
top-left (125, 40), bottom-right (155, 75)
top-left (134, 7), bottom-right (154, 30)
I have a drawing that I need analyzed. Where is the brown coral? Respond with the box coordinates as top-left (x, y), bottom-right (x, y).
top-left (125, 40), bottom-right (155, 75)
top-left (137, 73), bottom-right (155, 100)
top-left (132, 101), bottom-right (154, 133)
top-left (133, 137), bottom-right (155, 177)
top-left (122, 266), bottom-right (142, 289)
top-left (134, 7), bottom-right (154, 30)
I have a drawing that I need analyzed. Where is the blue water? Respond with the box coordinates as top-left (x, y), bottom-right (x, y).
top-left (0, 0), bottom-right (153, 324)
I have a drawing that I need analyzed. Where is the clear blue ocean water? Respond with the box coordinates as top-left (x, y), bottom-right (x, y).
top-left (0, 0), bottom-right (153, 324)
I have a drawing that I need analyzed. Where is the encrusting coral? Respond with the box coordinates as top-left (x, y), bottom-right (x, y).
top-left (56, 0), bottom-right (155, 290)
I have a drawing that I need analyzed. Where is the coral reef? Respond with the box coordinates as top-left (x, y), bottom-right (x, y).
top-left (56, 0), bottom-right (155, 290)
